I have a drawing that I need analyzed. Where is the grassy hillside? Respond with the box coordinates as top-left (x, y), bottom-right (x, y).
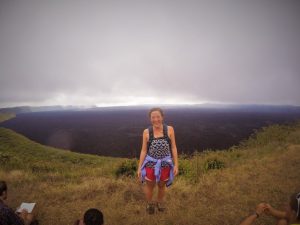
top-left (0, 112), bottom-right (15, 123)
top-left (0, 122), bottom-right (300, 225)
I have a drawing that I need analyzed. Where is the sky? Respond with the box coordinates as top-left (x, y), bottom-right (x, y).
top-left (0, 0), bottom-right (300, 107)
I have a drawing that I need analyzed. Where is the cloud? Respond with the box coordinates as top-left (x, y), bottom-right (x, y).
top-left (0, 0), bottom-right (300, 107)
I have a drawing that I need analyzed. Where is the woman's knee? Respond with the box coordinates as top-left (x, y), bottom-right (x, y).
top-left (158, 181), bottom-right (166, 188)
top-left (146, 180), bottom-right (156, 188)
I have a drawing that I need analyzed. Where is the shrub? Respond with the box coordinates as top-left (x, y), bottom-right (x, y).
top-left (115, 159), bottom-right (138, 177)
top-left (240, 124), bottom-right (295, 148)
top-left (178, 160), bottom-right (191, 176)
top-left (204, 158), bottom-right (225, 171)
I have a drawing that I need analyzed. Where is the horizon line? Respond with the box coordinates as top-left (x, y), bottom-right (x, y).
top-left (1, 102), bottom-right (300, 109)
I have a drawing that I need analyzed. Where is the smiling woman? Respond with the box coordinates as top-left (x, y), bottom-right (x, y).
top-left (137, 107), bottom-right (179, 214)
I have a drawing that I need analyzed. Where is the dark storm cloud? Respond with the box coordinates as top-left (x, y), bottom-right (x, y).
top-left (0, 0), bottom-right (300, 107)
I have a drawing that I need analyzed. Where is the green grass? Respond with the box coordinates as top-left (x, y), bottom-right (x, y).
top-left (0, 127), bottom-right (122, 179)
top-left (0, 112), bottom-right (15, 123)
top-left (1, 122), bottom-right (300, 225)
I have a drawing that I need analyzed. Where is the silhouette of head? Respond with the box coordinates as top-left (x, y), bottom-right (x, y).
top-left (0, 181), bottom-right (7, 200)
top-left (83, 208), bottom-right (103, 225)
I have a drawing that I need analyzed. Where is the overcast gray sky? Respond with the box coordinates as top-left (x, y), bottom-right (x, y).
top-left (0, 0), bottom-right (300, 107)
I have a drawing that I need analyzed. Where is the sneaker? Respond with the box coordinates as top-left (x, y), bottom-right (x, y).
top-left (146, 202), bottom-right (155, 214)
top-left (156, 202), bottom-right (166, 212)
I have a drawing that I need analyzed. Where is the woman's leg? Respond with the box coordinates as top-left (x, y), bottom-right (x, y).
top-left (144, 180), bottom-right (156, 202)
top-left (144, 180), bottom-right (156, 214)
top-left (157, 181), bottom-right (167, 203)
top-left (157, 167), bottom-right (170, 203)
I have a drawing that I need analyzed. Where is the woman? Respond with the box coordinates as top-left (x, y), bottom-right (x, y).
top-left (137, 107), bottom-right (179, 214)
top-left (239, 192), bottom-right (300, 225)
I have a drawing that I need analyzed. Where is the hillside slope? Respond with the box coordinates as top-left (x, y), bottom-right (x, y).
top-left (0, 122), bottom-right (300, 225)
top-left (0, 112), bottom-right (15, 123)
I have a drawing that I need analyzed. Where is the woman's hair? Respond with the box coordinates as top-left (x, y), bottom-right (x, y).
top-left (290, 192), bottom-right (300, 220)
top-left (0, 181), bottom-right (7, 196)
top-left (148, 107), bottom-right (164, 118)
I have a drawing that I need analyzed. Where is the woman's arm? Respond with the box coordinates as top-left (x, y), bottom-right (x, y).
top-left (239, 214), bottom-right (258, 225)
top-left (169, 126), bottom-right (178, 176)
top-left (239, 203), bottom-right (267, 225)
top-left (265, 204), bottom-right (287, 219)
top-left (137, 129), bottom-right (148, 179)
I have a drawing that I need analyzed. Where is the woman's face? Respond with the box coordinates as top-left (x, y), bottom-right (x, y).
top-left (150, 111), bottom-right (163, 128)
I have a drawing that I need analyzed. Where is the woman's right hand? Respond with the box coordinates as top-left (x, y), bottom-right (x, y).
top-left (19, 209), bottom-right (34, 225)
top-left (137, 168), bottom-right (142, 180)
top-left (256, 203), bottom-right (268, 216)
top-left (264, 203), bottom-right (273, 214)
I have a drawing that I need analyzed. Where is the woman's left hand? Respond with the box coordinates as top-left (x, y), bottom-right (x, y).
top-left (173, 166), bottom-right (179, 176)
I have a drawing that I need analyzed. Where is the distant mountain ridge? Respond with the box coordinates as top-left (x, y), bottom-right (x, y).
top-left (0, 105), bottom-right (95, 114)
top-left (1, 103), bottom-right (300, 115)
top-left (1, 105), bottom-right (300, 158)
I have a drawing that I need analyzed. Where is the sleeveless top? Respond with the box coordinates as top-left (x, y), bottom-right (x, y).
top-left (145, 124), bottom-right (172, 168)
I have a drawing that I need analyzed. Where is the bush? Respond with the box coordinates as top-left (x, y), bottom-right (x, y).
top-left (204, 158), bottom-right (225, 171)
top-left (115, 159), bottom-right (138, 177)
top-left (178, 160), bottom-right (191, 176)
top-left (240, 124), bottom-right (294, 148)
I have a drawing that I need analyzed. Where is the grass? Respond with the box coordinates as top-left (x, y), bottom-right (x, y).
top-left (0, 120), bottom-right (300, 225)
top-left (0, 112), bottom-right (15, 123)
